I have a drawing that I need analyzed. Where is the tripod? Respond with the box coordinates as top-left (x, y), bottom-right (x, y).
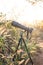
top-left (13, 31), bottom-right (33, 65)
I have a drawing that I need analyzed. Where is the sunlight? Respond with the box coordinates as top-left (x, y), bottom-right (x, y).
top-left (0, 0), bottom-right (43, 25)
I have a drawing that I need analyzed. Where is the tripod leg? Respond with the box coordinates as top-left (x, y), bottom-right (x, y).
top-left (22, 38), bottom-right (33, 65)
top-left (12, 38), bottom-right (21, 61)
top-left (15, 38), bottom-right (22, 52)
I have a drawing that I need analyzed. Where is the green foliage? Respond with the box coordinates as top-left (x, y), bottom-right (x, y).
top-left (6, 22), bottom-right (12, 29)
top-left (0, 36), bottom-right (4, 42)
top-left (0, 36), bottom-right (4, 46)
top-left (0, 22), bottom-right (4, 25)
top-left (28, 42), bottom-right (37, 52)
top-left (0, 21), bottom-right (40, 65)
top-left (11, 47), bottom-right (16, 51)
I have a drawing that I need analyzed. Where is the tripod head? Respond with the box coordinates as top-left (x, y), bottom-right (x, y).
top-left (11, 21), bottom-right (33, 39)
